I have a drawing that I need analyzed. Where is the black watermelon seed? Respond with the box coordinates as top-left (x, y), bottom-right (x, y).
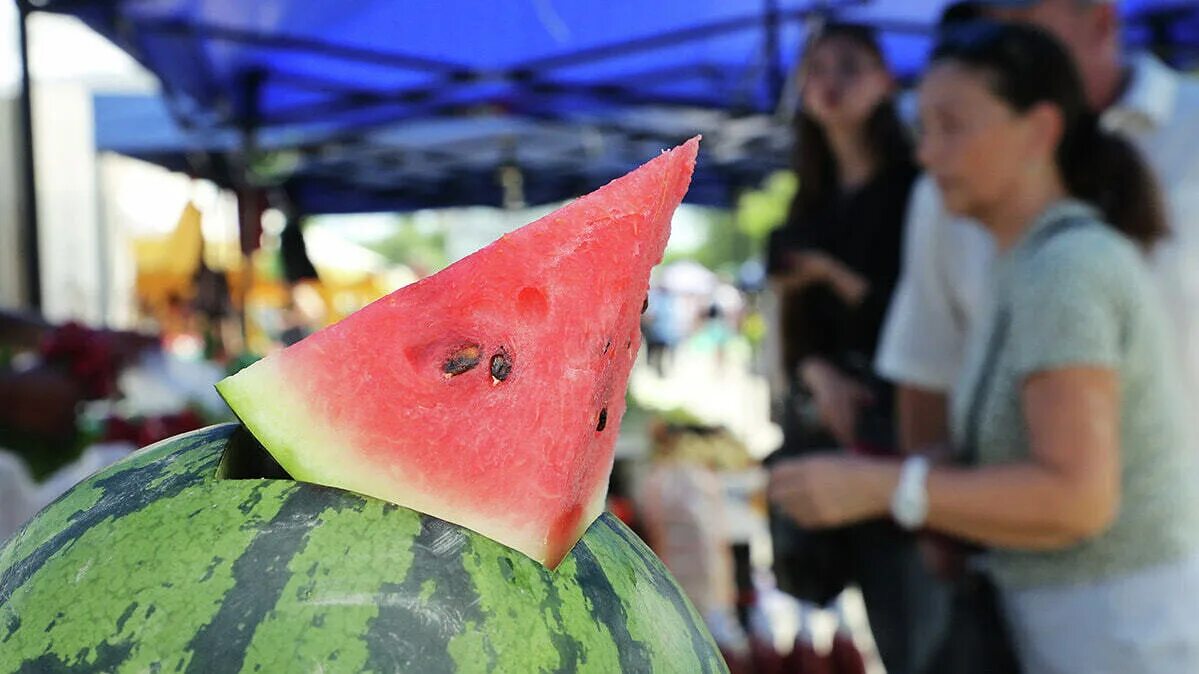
top-left (443, 345), bottom-right (482, 377)
top-left (490, 351), bottom-right (512, 382)
top-left (641, 296), bottom-right (649, 314)
top-left (603, 340), bottom-right (611, 354)
top-left (596, 408), bottom-right (608, 432)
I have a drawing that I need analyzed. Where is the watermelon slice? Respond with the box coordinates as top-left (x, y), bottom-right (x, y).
top-left (218, 137), bottom-right (698, 567)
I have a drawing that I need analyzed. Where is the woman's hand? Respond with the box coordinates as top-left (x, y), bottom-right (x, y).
top-left (800, 358), bottom-right (874, 447)
top-left (783, 250), bottom-right (835, 289)
top-left (767, 455), bottom-right (898, 529)
top-left (784, 251), bottom-right (870, 305)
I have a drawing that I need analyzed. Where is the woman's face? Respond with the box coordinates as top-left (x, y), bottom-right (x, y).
top-left (916, 61), bottom-right (1040, 220)
top-left (801, 36), bottom-right (893, 130)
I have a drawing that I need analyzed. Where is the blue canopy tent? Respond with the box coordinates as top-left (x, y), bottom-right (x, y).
top-left (60, 1), bottom-right (822, 133)
top-left (11, 0), bottom-right (1188, 309)
top-left (75, 1), bottom-right (840, 215)
top-left (76, 0), bottom-right (1198, 216)
top-left (42, 0), bottom-right (1199, 216)
top-left (93, 91), bottom-right (790, 212)
top-left (50, 0), bottom-right (1199, 136)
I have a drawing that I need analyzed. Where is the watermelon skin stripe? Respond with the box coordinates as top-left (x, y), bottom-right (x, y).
top-left (237, 495), bottom-right (423, 672)
top-left (362, 517), bottom-right (486, 673)
top-left (8, 640), bottom-right (135, 672)
top-left (598, 517), bottom-right (724, 674)
top-left (569, 540), bottom-right (654, 672)
top-left (0, 425), bottom-right (727, 673)
top-left (182, 487), bottom-right (317, 673)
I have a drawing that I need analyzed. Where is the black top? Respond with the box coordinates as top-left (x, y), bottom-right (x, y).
top-left (767, 160), bottom-right (917, 385)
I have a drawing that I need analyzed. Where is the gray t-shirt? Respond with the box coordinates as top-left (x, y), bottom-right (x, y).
top-left (951, 200), bottom-right (1199, 590)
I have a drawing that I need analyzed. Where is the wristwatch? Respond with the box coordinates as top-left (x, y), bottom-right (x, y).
top-left (891, 455), bottom-right (930, 530)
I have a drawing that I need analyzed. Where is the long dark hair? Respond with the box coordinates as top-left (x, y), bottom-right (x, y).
top-left (931, 21), bottom-right (1166, 247)
top-left (792, 23), bottom-right (912, 220)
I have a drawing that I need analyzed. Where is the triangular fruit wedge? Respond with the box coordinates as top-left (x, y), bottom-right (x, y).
top-left (217, 137), bottom-right (698, 567)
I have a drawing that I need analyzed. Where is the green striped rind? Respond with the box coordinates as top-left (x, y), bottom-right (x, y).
top-left (0, 424), bottom-right (726, 673)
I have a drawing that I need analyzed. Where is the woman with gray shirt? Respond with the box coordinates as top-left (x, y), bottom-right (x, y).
top-left (767, 21), bottom-right (1199, 673)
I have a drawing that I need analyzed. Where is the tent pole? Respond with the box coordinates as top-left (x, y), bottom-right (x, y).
top-left (763, 0), bottom-right (784, 109)
top-left (16, 0), bottom-right (41, 311)
top-left (236, 70), bottom-right (265, 347)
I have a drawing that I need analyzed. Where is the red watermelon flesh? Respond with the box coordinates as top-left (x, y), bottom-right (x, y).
top-left (217, 137), bottom-right (698, 568)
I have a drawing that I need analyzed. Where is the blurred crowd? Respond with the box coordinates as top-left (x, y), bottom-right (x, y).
top-left (632, 1), bottom-right (1199, 673)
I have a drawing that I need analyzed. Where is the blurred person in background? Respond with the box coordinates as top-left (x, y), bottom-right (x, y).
top-left (877, 0), bottom-right (1199, 473)
top-left (637, 420), bottom-right (748, 664)
top-left (642, 285), bottom-right (680, 376)
top-left (771, 21), bottom-right (1199, 673)
top-left (764, 22), bottom-right (948, 674)
top-left (768, 22), bottom-right (915, 452)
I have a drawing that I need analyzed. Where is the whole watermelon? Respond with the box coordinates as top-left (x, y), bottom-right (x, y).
top-left (0, 424), bottom-right (727, 673)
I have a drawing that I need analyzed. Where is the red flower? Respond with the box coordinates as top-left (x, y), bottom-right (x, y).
top-left (40, 322), bottom-right (118, 400)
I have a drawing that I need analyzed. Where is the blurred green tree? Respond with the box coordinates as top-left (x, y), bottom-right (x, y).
top-left (671, 171), bottom-right (796, 275)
